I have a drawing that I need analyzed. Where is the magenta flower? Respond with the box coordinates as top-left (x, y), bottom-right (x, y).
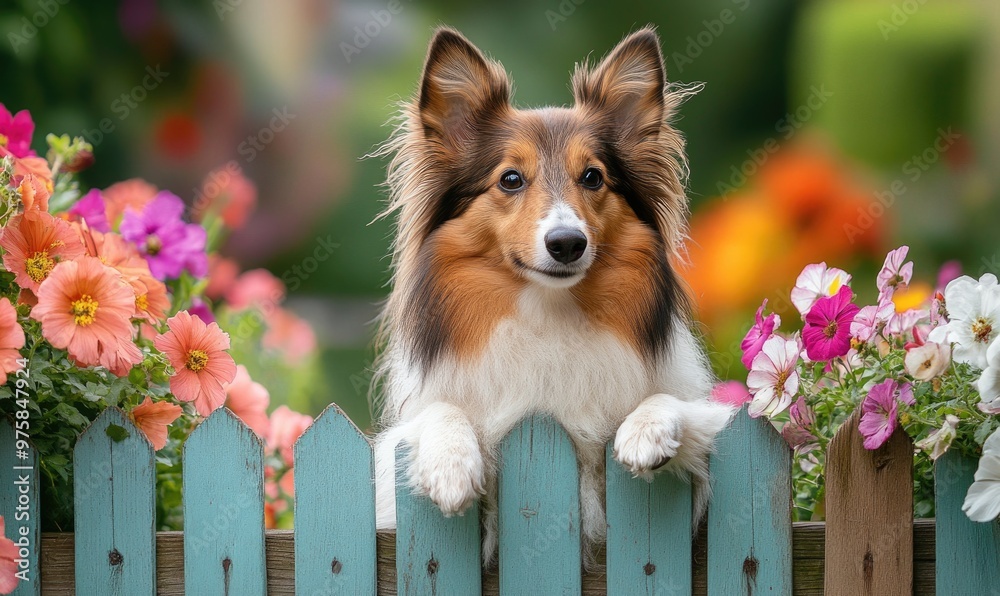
top-left (710, 380), bottom-right (751, 407)
top-left (876, 246), bottom-right (913, 301)
top-left (0, 104), bottom-right (36, 158)
top-left (782, 396), bottom-right (818, 450)
top-left (120, 191), bottom-right (208, 279)
top-left (802, 285), bottom-right (860, 361)
top-left (859, 379), bottom-right (914, 450)
top-left (740, 299), bottom-right (780, 368)
top-left (69, 189), bottom-right (111, 233)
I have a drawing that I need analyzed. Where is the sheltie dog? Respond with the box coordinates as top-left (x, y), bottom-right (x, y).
top-left (371, 26), bottom-right (734, 564)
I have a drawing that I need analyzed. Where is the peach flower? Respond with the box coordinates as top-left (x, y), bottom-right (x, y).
top-left (0, 211), bottom-right (85, 292)
top-left (267, 405), bottom-right (312, 466)
top-left (225, 269), bottom-right (284, 311)
top-left (154, 311), bottom-right (236, 416)
top-left (17, 173), bottom-right (49, 212)
top-left (0, 515), bottom-right (19, 594)
top-left (263, 308), bottom-right (317, 363)
top-left (102, 178), bottom-right (157, 225)
top-left (84, 231), bottom-right (170, 323)
top-left (32, 257), bottom-right (138, 372)
top-left (0, 299), bottom-right (25, 386)
top-left (205, 255), bottom-right (240, 300)
top-left (194, 165), bottom-right (258, 230)
top-left (130, 396), bottom-right (182, 450)
top-left (225, 365), bottom-right (270, 437)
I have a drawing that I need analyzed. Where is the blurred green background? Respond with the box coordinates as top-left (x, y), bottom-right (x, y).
top-left (3, 0), bottom-right (998, 429)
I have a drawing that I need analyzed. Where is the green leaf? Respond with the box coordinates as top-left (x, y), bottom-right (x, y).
top-left (105, 424), bottom-right (131, 442)
top-left (974, 417), bottom-right (997, 446)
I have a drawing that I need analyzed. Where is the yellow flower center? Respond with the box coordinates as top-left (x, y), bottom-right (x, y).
top-left (25, 251), bottom-right (55, 283)
top-left (146, 235), bottom-right (162, 256)
top-left (0, 133), bottom-right (7, 147)
top-left (823, 320), bottom-right (839, 339)
top-left (775, 370), bottom-right (789, 391)
top-left (135, 294), bottom-right (148, 312)
top-left (185, 349), bottom-right (209, 372)
top-left (972, 318), bottom-right (993, 343)
top-left (71, 295), bottom-right (99, 327)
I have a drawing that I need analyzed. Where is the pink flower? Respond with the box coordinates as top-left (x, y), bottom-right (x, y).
top-left (130, 396), bottom-right (182, 451)
top-left (0, 299), bottom-right (25, 386)
top-left (851, 300), bottom-right (895, 344)
top-left (710, 380), bottom-right (751, 407)
top-left (746, 336), bottom-right (800, 418)
top-left (267, 405), bottom-right (312, 466)
top-left (193, 165), bottom-right (258, 230)
top-left (803, 285), bottom-right (860, 361)
top-left (225, 269), bottom-right (284, 311)
top-left (876, 246), bottom-right (913, 301)
top-left (68, 189), bottom-right (112, 233)
top-left (0, 104), bottom-right (36, 158)
top-left (206, 256), bottom-right (240, 300)
top-left (859, 379), bottom-right (914, 450)
top-left (263, 308), bottom-right (317, 363)
top-left (791, 262), bottom-right (852, 317)
top-left (0, 515), bottom-right (19, 593)
top-left (937, 260), bottom-right (962, 291)
top-left (740, 299), bottom-right (780, 369)
top-left (782, 396), bottom-right (818, 450)
top-left (153, 311), bottom-right (237, 416)
top-left (885, 308), bottom-right (929, 338)
top-left (225, 365), bottom-right (271, 438)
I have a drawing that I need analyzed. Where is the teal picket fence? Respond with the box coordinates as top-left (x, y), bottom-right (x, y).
top-left (1, 406), bottom-right (998, 595)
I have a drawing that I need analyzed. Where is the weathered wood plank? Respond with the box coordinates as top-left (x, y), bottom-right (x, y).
top-left (707, 409), bottom-right (793, 594)
top-left (394, 444), bottom-right (481, 595)
top-left (934, 450), bottom-right (1000, 595)
top-left (0, 417), bottom-right (40, 595)
top-left (498, 416), bottom-right (582, 595)
top-left (294, 404), bottom-right (376, 595)
top-left (825, 409), bottom-right (913, 595)
top-left (605, 444), bottom-right (692, 595)
top-left (73, 408), bottom-right (155, 595)
top-left (183, 408), bottom-right (266, 595)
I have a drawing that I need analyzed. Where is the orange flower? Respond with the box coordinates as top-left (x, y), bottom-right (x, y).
top-left (32, 257), bottom-right (138, 371)
top-left (17, 173), bottom-right (49, 212)
top-left (0, 211), bottom-right (85, 292)
top-left (85, 231), bottom-right (169, 323)
top-left (225, 365), bottom-right (270, 437)
top-left (0, 515), bottom-right (19, 594)
top-left (0, 298), bottom-right (24, 386)
top-left (102, 178), bottom-right (157, 225)
top-left (154, 311), bottom-right (236, 416)
top-left (267, 405), bottom-right (312, 466)
top-left (205, 255), bottom-right (239, 300)
top-left (130, 396), bottom-right (182, 450)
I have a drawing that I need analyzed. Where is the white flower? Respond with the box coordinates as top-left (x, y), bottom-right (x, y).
top-left (747, 336), bottom-right (800, 418)
top-left (904, 341), bottom-right (951, 381)
top-left (914, 414), bottom-right (959, 461)
top-left (927, 273), bottom-right (1000, 369)
top-left (976, 338), bottom-right (1000, 414)
top-left (963, 428), bottom-right (1000, 522)
top-left (790, 263), bottom-right (852, 317)
top-left (876, 245), bottom-right (914, 301)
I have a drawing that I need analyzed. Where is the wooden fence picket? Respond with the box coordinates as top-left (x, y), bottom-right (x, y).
top-left (825, 409), bottom-right (913, 595)
top-left (73, 408), bottom-right (155, 595)
top-left (394, 444), bottom-right (482, 595)
top-left (0, 418), bottom-right (40, 596)
top-left (934, 449), bottom-right (1000, 594)
top-left (294, 404), bottom-right (376, 595)
top-left (183, 407), bottom-right (266, 595)
top-left (605, 444), bottom-right (692, 595)
top-left (707, 408), bottom-right (792, 595)
top-left (498, 416), bottom-right (582, 596)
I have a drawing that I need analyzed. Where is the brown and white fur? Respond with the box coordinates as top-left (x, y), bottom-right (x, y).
top-left (371, 27), bottom-right (734, 565)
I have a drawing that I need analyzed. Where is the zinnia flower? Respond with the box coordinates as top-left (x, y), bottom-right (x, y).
top-left (32, 257), bottom-right (138, 371)
top-left (904, 341), bottom-right (951, 381)
top-left (976, 339), bottom-right (1000, 414)
top-left (130, 396), bottom-right (182, 450)
top-left (851, 300), bottom-right (894, 344)
top-left (225, 365), bottom-right (270, 438)
top-left (120, 191), bottom-right (208, 280)
top-left (710, 380), bottom-right (751, 407)
top-left (68, 189), bottom-right (111, 233)
top-left (876, 246), bottom-right (913, 301)
top-left (267, 405), bottom-right (313, 466)
top-left (914, 414), bottom-right (959, 461)
top-left (0, 299), bottom-right (25, 386)
top-left (928, 274), bottom-right (1000, 369)
top-left (790, 262), bottom-right (852, 317)
top-left (0, 515), bottom-right (19, 594)
top-left (0, 104), bottom-right (35, 158)
top-left (802, 285), bottom-right (860, 361)
top-left (963, 428), bottom-right (1000, 522)
top-left (0, 211), bottom-right (86, 292)
top-left (740, 299), bottom-right (780, 369)
top-left (154, 311), bottom-right (236, 416)
top-left (858, 379), bottom-right (914, 450)
top-left (746, 335), bottom-right (800, 418)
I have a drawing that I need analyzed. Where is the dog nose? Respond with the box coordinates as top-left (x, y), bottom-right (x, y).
top-left (544, 227), bottom-right (588, 264)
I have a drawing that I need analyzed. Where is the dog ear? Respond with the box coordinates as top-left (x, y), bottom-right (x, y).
top-left (572, 27), bottom-right (666, 141)
top-left (418, 28), bottom-right (510, 150)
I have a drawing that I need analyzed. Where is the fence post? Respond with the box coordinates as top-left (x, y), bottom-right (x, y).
top-left (825, 409), bottom-right (913, 595)
top-left (183, 407), bottom-right (266, 595)
top-left (0, 418), bottom-right (40, 596)
top-left (294, 404), bottom-right (376, 595)
top-left (707, 408), bottom-right (792, 595)
top-left (395, 444), bottom-right (482, 595)
top-left (498, 416), bottom-right (582, 596)
top-left (934, 449), bottom-right (1000, 594)
top-left (73, 407), bottom-right (156, 595)
top-left (605, 444), bottom-right (692, 595)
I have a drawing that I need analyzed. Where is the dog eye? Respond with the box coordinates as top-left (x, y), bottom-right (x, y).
top-left (499, 170), bottom-right (524, 192)
top-left (580, 167), bottom-right (603, 189)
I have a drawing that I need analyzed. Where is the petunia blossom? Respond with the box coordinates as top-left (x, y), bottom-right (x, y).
top-left (802, 285), bottom-right (860, 361)
top-left (914, 414), bottom-right (959, 461)
top-left (858, 379), bottom-right (914, 450)
top-left (120, 191), bottom-right (208, 280)
top-left (710, 380), bottom-right (751, 407)
top-left (225, 365), bottom-right (271, 438)
top-left (962, 428), bottom-right (1000, 522)
top-left (68, 189), bottom-right (112, 233)
top-left (0, 515), bottom-right (19, 593)
top-left (154, 311), bottom-right (236, 416)
top-left (130, 396), bottom-right (182, 451)
top-left (851, 300), bottom-right (895, 344)
top-left (782, 396), bottom-right (818, 451)
top-left (876, 245), bottom-right (913, 301)
top-left (0, 211), bottom-right (86, 293)
top-left (927, 273), bottom-right (1000, 368)
top-left (0, 104), bottom-right (35, 158)
top-left (976, 339), bottom-right (1000, 414)
top-left (904, 341), bottom-right (951, 382)
top-left (790, 262), bottom-right (852, 317)
top-left (746, 335), bottom-right (800, 418)
top-left (0, 299), bottom-right (24, 386)
top-left (740, 299), bottom-right (780, 369)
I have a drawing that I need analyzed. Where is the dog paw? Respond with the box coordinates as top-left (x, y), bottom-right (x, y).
top-left (410, 436), bottom-right (485, 517)
top-left (613, 411), bottom-right (681, 481)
